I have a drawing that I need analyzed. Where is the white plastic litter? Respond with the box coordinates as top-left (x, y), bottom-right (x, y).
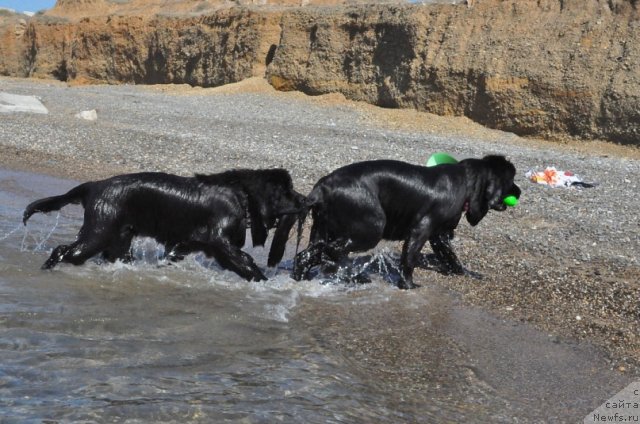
top-left (0, 92), bottom-right (49, 114)
top-left (75, 109), bottom-right (98, 121)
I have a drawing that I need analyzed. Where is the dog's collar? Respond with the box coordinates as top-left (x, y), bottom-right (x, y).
top-left (463, 200), bottom-right (470, 212)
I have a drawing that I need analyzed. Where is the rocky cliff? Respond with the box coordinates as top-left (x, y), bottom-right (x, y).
top-left (1, 0), bottom-right (639, 145)
top-left (1, 8), bottom-right (283, 86)
top-left (267, 1), bottom-right (640, 144)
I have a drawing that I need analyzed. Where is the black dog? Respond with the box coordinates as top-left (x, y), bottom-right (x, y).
top-left (292, 156), bottom-right (520, 289)
top-left (23, 169), bottom-right (304, 281)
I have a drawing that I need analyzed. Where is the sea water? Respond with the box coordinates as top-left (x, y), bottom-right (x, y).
top-left (0, 168), bottom-right (630, 423)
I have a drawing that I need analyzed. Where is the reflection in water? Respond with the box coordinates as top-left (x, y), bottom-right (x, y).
top-left (0, 168), bottom-right (631, 422)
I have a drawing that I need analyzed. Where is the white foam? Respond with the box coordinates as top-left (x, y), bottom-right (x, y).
top-left (261, 290), bottom-right (300, 323)
top-left (20, 230), bottom-right (405, 325)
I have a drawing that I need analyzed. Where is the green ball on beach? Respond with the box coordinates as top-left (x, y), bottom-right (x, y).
top-left (426, 152), bottom-right (458, 167)
top-left (503, 195), bottom-right (518, 207)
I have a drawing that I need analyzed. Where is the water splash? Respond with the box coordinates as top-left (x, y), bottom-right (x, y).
top-left (34, 212), bottom-right (60, 252)
top-left (15, 212), bottom-right (62, 252)
top-left (314, 249), bottom-right (404, 287)
top-left (11, 211), bottom-right (403, 301)
top-left (130, 237), bottom-right (166, 264)
top-left (0, 223), bottom-right (23, 242)
top-left (20, 224), bottom-right (28, 252)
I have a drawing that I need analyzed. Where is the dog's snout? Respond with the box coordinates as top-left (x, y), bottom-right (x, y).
top-left (510, 183), bottom-right (521, 199)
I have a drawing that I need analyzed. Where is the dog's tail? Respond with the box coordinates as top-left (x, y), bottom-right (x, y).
top-left (23, 183), bottom-right (88, 225)
top-left (266, 189), bottom-right (321, 267)
top-left (293, 188), bottom-right (323, 253)
top-left (267, 191), bottom-right (306, 267)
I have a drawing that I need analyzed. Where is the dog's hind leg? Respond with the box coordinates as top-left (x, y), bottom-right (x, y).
top-left (428, 231), bottom-right (464, 276)
top-left (292, 242), bottom-right (326, 281)
top-left (429, 232), bottom-right (482, 279)
top-left (399, 219), bottom-right (436, 289)
top-left (42, 226), bottom-right (114, 269)
top-left (42, 244), bottom-right (75, 269)
top-left (318, 239), bottom-right (353, 274)
top-left (102, 225), bottom-right (135, 263)
top-left (42, 238), bottom-right (108, 269)
top-left (172, 240), bottom-right (267, 282)
top-left (292, 238), bottom-right (354, 281)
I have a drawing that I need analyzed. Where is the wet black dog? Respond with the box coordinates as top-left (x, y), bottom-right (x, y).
top-left (23, 169), bottom-right (304, 281)
top-left (292, 156), bottom-right (521, 289)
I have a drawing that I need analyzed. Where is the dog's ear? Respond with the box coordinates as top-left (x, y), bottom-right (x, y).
top-left (241, 170), bottom-right (284, 247)
top-left (268, 213), bottom-right (296, 267)
top-left (463, 157), bottom-right (499, 226)
top-left (466, 156), bottom-right (517, 225)
top-left (243, 169), bottom-right (301, 250)
top-left (466, 171), bottom-right (490, 226)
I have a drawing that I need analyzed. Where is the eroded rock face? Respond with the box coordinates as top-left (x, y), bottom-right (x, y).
top-left (267, 1), bottom-right (640, 144)
top-left (1, 9), bottom-right (282, 86)
top-left (1, 0), bottom-right (639, 145)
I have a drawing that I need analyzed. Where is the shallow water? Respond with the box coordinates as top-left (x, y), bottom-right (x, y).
top-left (0, 168), bottom-right (632, 423)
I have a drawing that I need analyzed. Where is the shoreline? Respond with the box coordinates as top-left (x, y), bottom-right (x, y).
top-left (1, 76), bottom-right (638, 379)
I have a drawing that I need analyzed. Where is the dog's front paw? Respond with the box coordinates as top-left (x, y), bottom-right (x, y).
top-left (397, 279), bottom-right (419, 290)
top-left (291, 270), bottom-right (301, 281)
top-left (441, 263), bottom-right (465, 276)
top-left (291, 261), bottom-right (305, 281)
top-left (41, 245), bottom-right (69, 270)
top-left (41, 259), bottom-right (57, 270)
top-left (166, 243), bottom-right (188, 262)
top-left (347, 272), bottom-right (371, 285)
top-left (250, 266), bottom-right (268, 282)
top-left (463, 269), bottom-right (483, 280)
top-left (166, 253), bottom-right (185, 262)
top-left (441, 265), bottom-right (482, 280)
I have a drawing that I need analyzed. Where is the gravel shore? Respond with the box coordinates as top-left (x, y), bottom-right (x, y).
top-left (1, 75), bottom-right (638, 378)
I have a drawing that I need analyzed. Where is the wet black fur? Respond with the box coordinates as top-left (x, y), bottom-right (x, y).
top-left (23, 169), bottom-right (304, 281)
top-left (292, 156), bottom-right (521, 289)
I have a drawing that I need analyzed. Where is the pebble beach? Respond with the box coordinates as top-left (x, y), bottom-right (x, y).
top-left (1, 74), bottom-right (639, 386)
